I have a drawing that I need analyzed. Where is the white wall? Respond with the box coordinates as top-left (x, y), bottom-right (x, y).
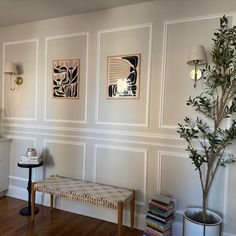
top-left (1, 0), bottom-right (236, 235)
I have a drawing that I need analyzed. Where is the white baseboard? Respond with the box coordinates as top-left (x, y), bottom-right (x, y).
top-left (6, 185), bottom-right (28, 201)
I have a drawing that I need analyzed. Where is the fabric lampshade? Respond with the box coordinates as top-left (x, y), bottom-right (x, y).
top-left (5, 62), bottom-right (17, 75)
top-left (187, 45), bottom-right (207, 65)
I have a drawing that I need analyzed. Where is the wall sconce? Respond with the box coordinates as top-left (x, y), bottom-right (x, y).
top-left (187, 45), bottom-right (207, 88)
top-left (4, 62), bottom-right (23, 91)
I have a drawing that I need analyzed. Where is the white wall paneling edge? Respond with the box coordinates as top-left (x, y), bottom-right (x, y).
top-left (96, 23), bottom-right (152, 127)
top-left (156, 150), bottom-right (188, 196)
top-left (44, 32), bottom-right (89, 124)
top-left (9, 175), bottom-right (28, 183)
top-left (4, 129), bottom-right (185, 150)
top-left (156, 151), bottom-right (195, 236)
top-left (6, 135), bottom-right (39, 190)
top-left (43, 139), bottom-right (87, 181)
top-left (2, 39), bottom-right (38, 121)
top-left (7, 185), bottom-right (28, 201)
top-left (7, 134), bottom-right (37, 146)
top-left (93, 144), bottom-right (148, 206)
top-left (3, 123), bottom-right (180, 140)
top-left (157, 150), bottom-right (232, 230)
top-left (159, 12), bottom-right (236, 129)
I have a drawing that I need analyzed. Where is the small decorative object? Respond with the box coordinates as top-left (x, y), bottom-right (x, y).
top-left (107, 54), bottom-right (140, 99)
top-left (26, 148), bottom-right (37, 157)
top-left (19, 148), bottom-right (42, 165)
top-left (178, 16), bottom-right (236, 236)
top-left (52, 59), bottom-right (80, 98)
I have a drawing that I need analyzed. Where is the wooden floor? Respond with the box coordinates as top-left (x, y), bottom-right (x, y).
top-left (0, 196), bottom-right (143, 236)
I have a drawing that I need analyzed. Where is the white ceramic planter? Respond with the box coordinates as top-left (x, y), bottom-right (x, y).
top-left (183, 208), bottom-right (222, 236)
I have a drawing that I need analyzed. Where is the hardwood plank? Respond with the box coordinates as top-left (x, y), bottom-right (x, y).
top-left (0, 196), bottom-right (143, 236)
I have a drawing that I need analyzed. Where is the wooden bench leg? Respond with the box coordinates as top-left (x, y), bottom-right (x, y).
top-left (118, 201), bottom-right (123, 236)
top-left (31, 182), bottom-right (36, 221)
top-left (50, 194), bottom-right (54, 210)
top-left (130, 190), bottom-right (135, 230)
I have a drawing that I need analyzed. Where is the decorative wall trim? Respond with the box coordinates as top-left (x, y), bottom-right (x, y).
top-left (2, 38), bottom-right (38, 121)
top-left (5, 130), bottom-right (184, 150)
top-left (157, 150), bottom-right (230, 225)
top-left (93, 144), bottom-right (148, 206)
top-left (3, 123), bottom-right (180, 140)
top-left (7, 185), bottom-right (28, 201)
top-left (96, 23), bottom-right (152, 127)
top-left (159, 12), bottom-right (235, 129)
top-left (156, 151), bottom-right (188, 195)
top-left (9, 175), bottom-right (28, 183)
top-left (43, 139), bottom-right (86, 180)
top-left (44, 32), bottom-right (89, 124)
top-left (164, 12), bottom-right (235, 25)
top-left (7, 134), bottom-right (37, 143)
top-left (7, 134), bottom-right (37, 180)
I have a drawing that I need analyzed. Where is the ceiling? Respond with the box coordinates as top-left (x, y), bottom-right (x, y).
top-left (0, 0), bottom-right (155, 28)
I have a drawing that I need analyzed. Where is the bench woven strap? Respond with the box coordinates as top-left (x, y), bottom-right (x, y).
top-left (34, 175), bottom-right (133, 209)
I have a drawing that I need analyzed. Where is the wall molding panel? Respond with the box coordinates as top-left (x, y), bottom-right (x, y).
top-left (156, 150), bottom-right (188, 195)
top-left (96, 23), bottom-right (153, 127)
top-left (159, 13), bottom-right (235, 130)
top-left (4, 122), bottom-right (181, 140)
top-left (44, 32), bottom-right (89, 124)
top-left (2, 39), bottom-right (38, 121)
top-left (157, 150), bottom-right (228, 223)
top-left (93, 144), bottom-right (148, 205)
top-left (9, 175), bottom-right (28, 184)
top-left (43, 139), bottom-right (87, 180)
top-left (5, 128), bottom-right (184, 151)
top-left (7, 135), bottom-right (38, 180)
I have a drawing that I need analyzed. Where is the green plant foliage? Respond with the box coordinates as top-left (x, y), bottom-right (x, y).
top-left (177, 15), bottom-right (236, 223)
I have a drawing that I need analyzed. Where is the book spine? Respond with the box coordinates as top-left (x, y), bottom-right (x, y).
top-left (149, 207), bottom-right (174, 218)
top-left (147, 213), bottom-right (174, 224)
top-left (145, 220), bottom-right (171, 232)
top-left (149, 200), bottom-right (174, 211)
top-left (146, 225), bottom-right (170, 236)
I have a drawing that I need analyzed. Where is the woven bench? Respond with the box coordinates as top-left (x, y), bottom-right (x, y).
top-left (31, 175), bottom-right (135, 236)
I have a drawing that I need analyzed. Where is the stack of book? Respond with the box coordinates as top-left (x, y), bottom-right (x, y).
top-left (19, 155), bottom-right (42, 165)
top-left (143, 195), bottom-right (175, 236)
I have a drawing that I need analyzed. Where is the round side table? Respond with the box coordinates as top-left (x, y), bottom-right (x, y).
top-left (17, 161), bottom-right (43, 216)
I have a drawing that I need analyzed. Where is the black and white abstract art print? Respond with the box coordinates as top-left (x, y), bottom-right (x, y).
top-left (107, 54), bottom-right (140, 99)
top-left (52, 59), bottom-right (80, 99)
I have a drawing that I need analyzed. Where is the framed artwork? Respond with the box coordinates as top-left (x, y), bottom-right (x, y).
top-left (107, 54), bottom-right (141, 99)
top-left (52, 59), bottom-right (80, 99)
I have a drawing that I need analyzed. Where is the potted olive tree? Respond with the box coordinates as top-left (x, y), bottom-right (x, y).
top-left (178, 16), bottom-right (236, 236)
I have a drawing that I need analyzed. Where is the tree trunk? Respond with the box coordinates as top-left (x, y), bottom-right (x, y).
top-left (202, 191), bottom-right (207, 222)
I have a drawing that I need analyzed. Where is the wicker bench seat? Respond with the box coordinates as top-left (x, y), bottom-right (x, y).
top-left (31, 175), bottom-right (135, 236)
